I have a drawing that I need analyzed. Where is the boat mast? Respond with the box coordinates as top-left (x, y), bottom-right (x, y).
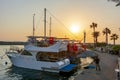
top-left (44, 8), bottom-right (46, 39)
top-left (33, 14), bottom-right (35, 37)
top-left (84, 30), bottom-right (86, 44)
top-left (49, 17), bottom-right (52, 37)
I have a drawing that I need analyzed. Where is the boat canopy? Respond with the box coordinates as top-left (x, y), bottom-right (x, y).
top-left (24, 41), bottom-right (68, 53)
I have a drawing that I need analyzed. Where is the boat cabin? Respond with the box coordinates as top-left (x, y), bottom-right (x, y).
top-left (36, 51), bottom-right (67, 62)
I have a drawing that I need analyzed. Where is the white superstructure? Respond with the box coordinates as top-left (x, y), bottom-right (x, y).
top-left (6, 41), bottom-right (71, 73)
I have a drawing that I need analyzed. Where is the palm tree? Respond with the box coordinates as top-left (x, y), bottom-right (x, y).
top-left (92, 31), bottom-right (100, 45)
top-left (90, 22), bottom-right (97, 46)
top-left (110, 33), bottom-right (119, 45)
top-left (108, 0), bottom-right (120, 6)
top-left (102, 27), bottom-right (111, 45)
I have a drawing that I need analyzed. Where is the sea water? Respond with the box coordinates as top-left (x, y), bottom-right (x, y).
top-left (0, 45), bottom-right (68, 80)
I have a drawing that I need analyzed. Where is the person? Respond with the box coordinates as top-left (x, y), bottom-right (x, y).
top-left (94, 56), bottom-right (101, 71)
top-left (101, 47), bottom-right (103, 52)
top-left (68, 55), bottom-right (74, 64)
top-left (116, 54), bottom-right (120, 79)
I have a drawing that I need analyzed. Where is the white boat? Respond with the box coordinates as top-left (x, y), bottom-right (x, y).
top-left (6, 39), bottom-right (77, 73)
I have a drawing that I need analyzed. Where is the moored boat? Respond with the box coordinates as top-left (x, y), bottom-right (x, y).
top-left (6, 36), bottom-right (78, 73)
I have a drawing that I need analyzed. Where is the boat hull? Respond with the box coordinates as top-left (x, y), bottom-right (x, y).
top-left (7, 54), bottom-right (70, 73)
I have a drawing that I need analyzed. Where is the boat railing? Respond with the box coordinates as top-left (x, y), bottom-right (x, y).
top-left (6, 46), bottom-right (23, 54)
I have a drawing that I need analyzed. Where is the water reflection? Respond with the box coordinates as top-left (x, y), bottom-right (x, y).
top-left (5, 66), bottom-right (68, 80)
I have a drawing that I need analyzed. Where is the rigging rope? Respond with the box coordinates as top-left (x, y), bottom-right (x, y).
top-left (0, 53), bottom-right (6, 60)
top-left (35, 9), bottom-right (92, 42)
top-left (47, 9), bottom-right (79, 40)
top-left (35, 9), bottom-right (44, 36)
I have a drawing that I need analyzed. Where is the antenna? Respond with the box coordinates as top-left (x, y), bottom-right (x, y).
top-left (44, 8), bottom-right (46, 38)
top-left (33, 14), bottom-right (35, 37)
top-left (49, 17), bottom-right (52, 37)
top-left (84, 30), bottom-right (86, 44)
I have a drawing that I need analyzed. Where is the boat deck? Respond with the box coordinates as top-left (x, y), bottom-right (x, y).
top-left (60, 64), bottom-right (77, 72)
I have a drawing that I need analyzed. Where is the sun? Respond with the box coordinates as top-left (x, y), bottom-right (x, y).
top-left (70, 24), bottom-right (80, 33)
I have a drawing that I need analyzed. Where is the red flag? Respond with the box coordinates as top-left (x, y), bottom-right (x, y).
top-left (49, 37), bottom-right (54, 44)
top-left (72, 43), bottom-right (78, 52)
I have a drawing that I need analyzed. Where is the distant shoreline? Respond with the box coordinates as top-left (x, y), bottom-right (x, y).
top-left (0, 41), bottom-right (26, 45)
top-left (0, 41), bottom-right (119, 46)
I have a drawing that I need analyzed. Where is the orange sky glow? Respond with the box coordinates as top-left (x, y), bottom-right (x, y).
top-left (0, 0), bottom-right (120, 44)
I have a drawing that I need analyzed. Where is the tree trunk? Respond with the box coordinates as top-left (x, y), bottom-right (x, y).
top-left (93, 28), bottom-right (95, 47)
top-left (96, 37), bottom-right (98, 44)
top-left (106, 33), bottom-right (108, 45)
top-left (114, 39), bottom-right (115, 45)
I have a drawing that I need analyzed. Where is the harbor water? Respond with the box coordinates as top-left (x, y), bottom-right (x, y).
top-left (0, 45), bottom-right (68, 80)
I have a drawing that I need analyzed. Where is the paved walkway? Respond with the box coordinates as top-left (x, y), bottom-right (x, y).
top-left (73, 51), bottom-right (118, 80)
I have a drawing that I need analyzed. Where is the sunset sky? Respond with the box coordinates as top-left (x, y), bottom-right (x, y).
top-left (0, 0), bottom-right (120, 44)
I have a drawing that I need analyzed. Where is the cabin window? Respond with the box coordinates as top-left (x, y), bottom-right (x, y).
top-left (21, 50), bottom-right (32, 56)
top-left (36, 52), bottom-right (59, 62)
top-left (58, 51), bottom-right (68, 59)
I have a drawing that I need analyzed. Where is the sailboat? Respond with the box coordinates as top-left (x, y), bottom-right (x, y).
top-left (6, 8), bottom-right (77, 73)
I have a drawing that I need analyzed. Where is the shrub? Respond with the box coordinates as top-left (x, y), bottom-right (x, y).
top-left (112, 45), bottom-right (120, 51)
